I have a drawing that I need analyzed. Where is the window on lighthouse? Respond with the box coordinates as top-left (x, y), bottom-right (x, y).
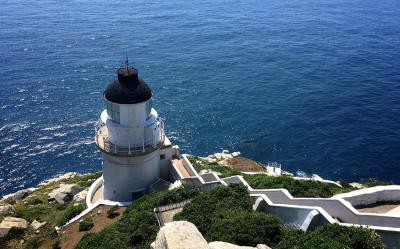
top-left (106, 101), bottom-right (120, 124)
top-left (145, 99), bottom-right (153, 115)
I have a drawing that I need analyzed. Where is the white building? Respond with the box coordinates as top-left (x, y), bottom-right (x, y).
top-left (93, 63), bottom-right (178, 202)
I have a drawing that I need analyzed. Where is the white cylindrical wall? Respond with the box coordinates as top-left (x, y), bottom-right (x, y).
top-left (102, 151), bottom-right (160, 202)
top-left (105, 99), bottom-right (161, 147)
top-left (119, 102), bottom-right (147, 126)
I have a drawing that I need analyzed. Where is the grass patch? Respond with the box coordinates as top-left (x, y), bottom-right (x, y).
top-left (188, 156), bottom-right (241, 177)
top-left (244, 174), bottom-right (356, 198)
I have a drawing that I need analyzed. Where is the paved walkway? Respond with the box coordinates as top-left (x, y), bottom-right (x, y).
top-left (92, 185), bottom-right (104, 203)
top-left (172, 159), bottom-right (191, 178)
top-left (358, 204), bottom-right (400, 216)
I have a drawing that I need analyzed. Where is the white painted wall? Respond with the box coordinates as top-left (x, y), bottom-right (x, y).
top-left (105, 99), bottom-right (161, 147)
top-left (102, 151), bottom-right (160, 202)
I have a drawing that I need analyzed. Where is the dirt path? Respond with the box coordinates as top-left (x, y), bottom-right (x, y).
top-left (59, 205), bottom-right (126, 249)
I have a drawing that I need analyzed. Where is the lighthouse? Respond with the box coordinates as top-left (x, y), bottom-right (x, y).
top-left (94, 60), bottom-right (177, 202)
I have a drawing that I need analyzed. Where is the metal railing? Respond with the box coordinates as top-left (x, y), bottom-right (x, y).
top-left (94, 118), bottom-right (165, 156)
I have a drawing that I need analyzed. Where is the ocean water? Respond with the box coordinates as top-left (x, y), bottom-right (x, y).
top-left (1, 0), bottom-right (399, 195)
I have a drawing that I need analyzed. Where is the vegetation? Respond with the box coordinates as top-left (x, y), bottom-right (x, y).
top-left (79, 217), bottom-right (94, 231)
top-left (76, 186), bottom-right (200, 249)
top-left (275, 224), bottom-right (385, 249)
top-left (188, 156), bottom-right (358, 198)
top-left (63, 171), bottom-right (102, 188)
top-left (107, 205), bottom-right (120, 218)
top-left (25, 196), bottom-right (44, 206)
top-left (57, 203), bottom-right (85, 227)
top-left (188, 156), bottom-right (241, 177)
top-left (244, 174), bottom-right (356, 198)
top-left (0, 172), bottom-right (101, 249)
top-left (174, 184), bottom-right (284, 246)
top-left (0, 163), bottom-right (392, 249)
top-left (361, 178), bottom-right (394, 188)
top-left (0, 224), bottom-right (59, 249)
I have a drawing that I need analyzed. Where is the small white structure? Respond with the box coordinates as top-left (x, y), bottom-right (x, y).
top-left (93, 61), bottom-right (177, 202)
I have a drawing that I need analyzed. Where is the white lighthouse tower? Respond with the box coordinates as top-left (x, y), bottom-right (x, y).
top-left (94, 60), bottom-right (175, 202)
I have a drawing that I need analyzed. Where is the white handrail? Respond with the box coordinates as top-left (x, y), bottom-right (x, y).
top-left (94, 118), bottom-right (165, 156)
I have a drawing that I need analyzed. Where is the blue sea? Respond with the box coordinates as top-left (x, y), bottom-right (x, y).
top-left (1, 0), bottom-right (399, 195)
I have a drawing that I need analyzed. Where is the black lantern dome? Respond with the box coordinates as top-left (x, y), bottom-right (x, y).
top-left (104, 62), bottom-right (152, 104)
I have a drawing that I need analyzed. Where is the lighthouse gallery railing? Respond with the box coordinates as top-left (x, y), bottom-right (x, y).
top-left (94, 119), bottom-right (165, 156)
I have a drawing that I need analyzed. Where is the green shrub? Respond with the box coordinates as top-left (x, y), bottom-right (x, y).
top-left (15, 204), bottom-right (48, 222)
top-left (53, 239), bottom-right (61, 249)
top-left (107, 206), bottom-right (120, 218)
top-left (208, 210), bottom-right (283, 246)
top-left (5, 227), bottom-right (25, 240)
top-left (173, 184), bottom-right (284, 246)
top-left (313, 224), bottom-right (385, 249)
top-left (174, 184), bottom-right (252, 235)
top-left (275, 224), bottom-right (385, 249)
top-left (76, 187), bottom-right (200, 249)
top-left (79, 217), bottom-right (94, 231)
top-left (244, 174), bottom-right (355, 198)
top-left (25, 236), bottom-right (40, 249)
top-left (362, 178), bottom-right (393, 188)
top-left (275, 229), bottom-right (345, 249)
top-left (57, 203), bottom-right (85, 227)
top-left (25, 196), bottom-right (43, 205)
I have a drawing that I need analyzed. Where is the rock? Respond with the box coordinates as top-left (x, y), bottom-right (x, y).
top-left (39, 172), bottom-right (82, 187)
top-left (209, 241), bottom-right (255, 249)
top-left (31, 220), bottom-right (46, 230)
top-left (73, 189), bottom-right (88, 202)
top-left (151, 221), bottom-right (210, 249)
top-left (13, 189), bottom-right (32, 201)
top-left (168, 180), bottom-right (183, 190)
top-left (206, 158), bottom-right (217, 164)
top-left (48, 184), bottom-right (83, 204)
top-left (207, 154), bottom-right (216, 159)
top-left (222, 149), bottom-right (229, 154)
top-left (214, 153), bottom-right (223, 161)
top-left (350, 182), bottom-right (365, 189)
top-left (221, 154), bottom-right (233, 160)
top-left (55, 192), bottom-right (72, 204)
top-left (0, 205), bottom-right (15, 215)
top-left (208, 242), bottom-right (270, 249)
top-left (0, 217), bottom-right (28, 238)
top-left (217, 160), bottom-right (228, 166)
top-left (231, 152), bottom-right (240, 157)
top-left (97, 210), bottom-right (102, 215)
top-left (199, 169), bottom-right (210, 175)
